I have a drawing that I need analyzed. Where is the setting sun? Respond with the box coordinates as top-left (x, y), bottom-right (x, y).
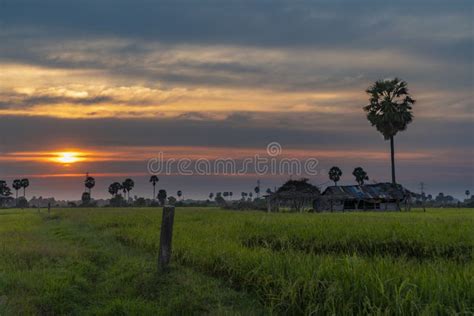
top-left (56, 152), bottom-right (81, 164)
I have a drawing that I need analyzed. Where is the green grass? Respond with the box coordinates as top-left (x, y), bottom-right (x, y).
top-left (0, 207), bottom-right (473, 315)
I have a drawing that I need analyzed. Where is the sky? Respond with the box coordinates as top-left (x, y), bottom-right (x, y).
top-left (0, 0), bottom-right (473, 200)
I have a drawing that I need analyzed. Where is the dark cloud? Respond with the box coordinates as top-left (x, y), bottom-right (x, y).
top-left (1, 0), bottom-right (471, 50)
top-left (0, 113), bottom-right (472, 153)
top-left (0, 0), bottom-right (472, 91)
top-left (0, 94), bottom-right (114, 109)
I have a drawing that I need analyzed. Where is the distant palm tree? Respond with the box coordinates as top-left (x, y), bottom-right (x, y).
top-left (84, 176), bottom-right (95, 195)
top-left (149, 176), bottom-right (159, 200)
top-left (328, 166), bottom-right (342, 186)
top-left (364, 78), bottom-right (415, 184)
top-left (177, 190), bottom-right (183, 200)
top-left (266, 188), bottom-right (272, 194)
top-left (108, 184), bottom-right (116, 196)
top-left (20, 178), bottom-right (29, 198)
top-left (12, 179), bottom-right (22, 199)
top-left (0, 181), bottom-right (12, 207)
top-left (353, 167), bottom-right (369, 185)
top-left (157, 189), bottom-right (167, 206)
top-left (209, 192), bottom-right (214, 200)
top-left (254, 186), bottom-right (260, 198)
top-left (466, 190), bottom-right (471, 200)
top-left (122, 178), bottom-right (134, 201)
top-left (108, 182), bottom-right (121, 197)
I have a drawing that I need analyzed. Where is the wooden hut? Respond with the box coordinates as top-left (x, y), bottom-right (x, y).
top-left (320, 183), bottom-right (412, 212)
top-left (265, 179), bottom-right (320, 212)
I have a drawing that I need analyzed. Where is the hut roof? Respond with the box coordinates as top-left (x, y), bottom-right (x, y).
top-left (322, 183), bottom-right (410, 201)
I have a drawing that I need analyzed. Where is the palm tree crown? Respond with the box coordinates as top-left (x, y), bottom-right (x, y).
top-left (85, 176), bottom-right (95, 194)
top-left (352, 167), bottom-right (369, 186)
top-left (328, 166), bottom-right (342, 186)
top-left (108, 182), bottom-right (121, 196)
top-left (364, 78), bottom-right (415, 139)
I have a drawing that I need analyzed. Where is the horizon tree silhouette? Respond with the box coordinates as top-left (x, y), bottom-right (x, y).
top-left (84, 176), bottom-right (95, 195)
top-left (364, 78), bottom-right (415, 184)
top-left (0, 181), bottom-right (12, 207)
top-left (108, 182), bottom-right (121, 197)
top-left (157, 189), bottom-right (167, 206)
top-left (353, 167), bottom-right (369, 185)
top-left (12, 179), bottom-right (22, 200)
top-left (20, 178), bottom-right (29, 198)
top-left (254, 186), bottom-right (260, 198)
top-left (149, 175), bottom-right (159, 200)
top-left (177, 190), bottom-right (183, 200)
top-left (209, 192), bottom-right (214, 200)
top-left (328, 166), bottom-right (342, 186)
top-left (122, 178), bottom-right (134, 201)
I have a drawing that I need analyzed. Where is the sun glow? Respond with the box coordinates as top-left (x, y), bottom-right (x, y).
top-left (56, 152), bottom-right (82, 164)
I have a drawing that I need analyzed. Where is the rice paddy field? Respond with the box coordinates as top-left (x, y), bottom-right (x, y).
top-left (0, 207), bottom-right (472, 315)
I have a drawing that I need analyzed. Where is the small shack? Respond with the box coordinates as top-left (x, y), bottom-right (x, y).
top-left (265, 179), bottom-right (320, 212)
top-left (320, 183), bottom-right (412, 212)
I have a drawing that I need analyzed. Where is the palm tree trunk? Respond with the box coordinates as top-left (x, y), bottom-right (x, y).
top-left (153, 185), bottom-right (156, 200)
top-left (390, 136), bottom-right (396, 184)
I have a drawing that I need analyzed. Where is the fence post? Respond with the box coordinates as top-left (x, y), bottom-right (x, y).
top-left (158, 205), bottom-right (175, 271)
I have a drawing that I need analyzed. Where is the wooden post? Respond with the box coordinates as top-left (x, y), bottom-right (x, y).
top-left (158, 206), bottom-right (175, 271)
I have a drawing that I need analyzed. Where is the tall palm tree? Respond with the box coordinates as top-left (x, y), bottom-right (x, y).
top-left (177, 190), bottom-right (183, 200)
top-left (352, 167), bottom-right (369, 186)
top-left (12, 179), bottom-right (22, 199)
top-left (328, 166), bottom-right (342, 186)
top-left (364, 78), bottom-right (415, 184)
top-left (209, 192), bottom-right (214, 200)
top-left (466, 190), bottom-right (471, 200)
top-left (84, 176), bottom-right (95, 195)
top-left (149, 176), bottom-right (159, 200)
top-left (20, 178), bottom-right (29, 198)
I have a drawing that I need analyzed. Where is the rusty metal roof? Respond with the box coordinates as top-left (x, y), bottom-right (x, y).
top-left (322, 183), bottom-right (409, 200)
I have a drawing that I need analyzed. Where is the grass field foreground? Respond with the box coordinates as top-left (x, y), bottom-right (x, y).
top-left (0, 207), bottom-right (473, 314)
